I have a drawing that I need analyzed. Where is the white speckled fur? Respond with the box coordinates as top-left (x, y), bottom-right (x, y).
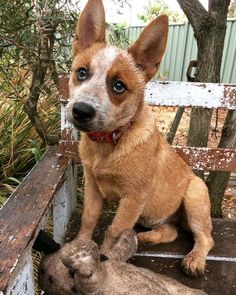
top-left (66, 47), bottom-right (137, 132)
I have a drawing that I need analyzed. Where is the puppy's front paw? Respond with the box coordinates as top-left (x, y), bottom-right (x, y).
top-left (182, 251), bottom-right (206, 277)
top-left (100, 229), bottom-right (118, 256)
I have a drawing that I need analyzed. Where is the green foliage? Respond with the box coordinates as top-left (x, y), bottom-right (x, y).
top-left (228, 0), bottom-right (236, 17)
top-left (25, 140), bottom-right (43, 162)
top-left (0, 91), bottom-right (60, 203)
top-left (0, 0), bottom-right (80, 74)
top-left (0, 0), bottom-right (81, 204)
top-left (138, 0), bottom-right (186, 23)
top-left (108, 23), bottom-right (130, 49)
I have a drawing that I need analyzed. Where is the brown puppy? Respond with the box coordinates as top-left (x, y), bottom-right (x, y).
top-left (66, 0), bottom-right (214, 276)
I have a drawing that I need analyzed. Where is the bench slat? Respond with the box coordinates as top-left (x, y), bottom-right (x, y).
top-left (0, 147), bottom-right (71, 292)
top-left (59, 76), bottom-right (236, 109)
top-left (146, 81), bottom-right (236, 109)
top-left (58, 141), bottom-right (236, 172)
top-left (175, 146), bottom-right (236, 172)
top-left (131, 257), bottom-right (236, 295)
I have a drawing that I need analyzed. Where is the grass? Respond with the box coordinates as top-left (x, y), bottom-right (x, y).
top-left (0, 73), bottom-right (60, 207)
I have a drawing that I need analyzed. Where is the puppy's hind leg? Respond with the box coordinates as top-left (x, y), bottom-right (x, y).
top-left (137, 223), bottom-right (178, 244)
top-left (182, 176), bottom-right (214, 276)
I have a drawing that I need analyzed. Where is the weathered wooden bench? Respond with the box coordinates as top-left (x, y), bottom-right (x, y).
top-left (0, 77), bottom-right (236, 295)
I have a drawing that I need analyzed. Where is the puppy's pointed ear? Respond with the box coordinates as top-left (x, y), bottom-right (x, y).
top-left (128, 15), bottom-right (168, 82)
top-left (73, 0), bottom-right (106, 56)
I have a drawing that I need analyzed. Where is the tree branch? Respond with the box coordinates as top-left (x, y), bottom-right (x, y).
top-left (23, 16), bottom-right (59, 145)
top-left (209, 0), bottom-right (231, 14)
top-left (176, 0), bottom-right (210, 36)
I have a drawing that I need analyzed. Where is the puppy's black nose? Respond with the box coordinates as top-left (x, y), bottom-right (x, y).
top-left (72, 102), bottom-right (95, 122)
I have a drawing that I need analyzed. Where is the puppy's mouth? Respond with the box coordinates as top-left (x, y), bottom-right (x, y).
top-left (73, 122), bottom-right (93, 132)
top-left (72, 119), bottom-right (104, 133)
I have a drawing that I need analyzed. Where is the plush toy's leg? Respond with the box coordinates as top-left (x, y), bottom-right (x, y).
top-left (105, 229), bottom-right (138, 262)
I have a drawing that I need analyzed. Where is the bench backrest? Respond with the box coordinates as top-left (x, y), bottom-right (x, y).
top-left (59, 77), bottom-right (236, 172)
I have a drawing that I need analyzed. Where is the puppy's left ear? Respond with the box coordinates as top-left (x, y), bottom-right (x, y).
top-left (73, 0), bottom-right (106, 56)
top-left (128, 15), bottom-right (168, 82)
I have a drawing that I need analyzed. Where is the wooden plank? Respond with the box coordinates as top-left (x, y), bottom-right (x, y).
top-left (135, 218), bottom-right (236, 261)
top-left (145, 81), bottom-right (236, 109)
top-left (53, 163), bottom-right (77, 245)
top-left (58, 76), bottom-right (236, 109)
top-left (65, 212), bottom-right (236, 262)
top-left (60, 101), bottom-right (77, 141)
top-left (5, 254), bottom-right (35, 295)
top-left (58, 75), bottom-right (69, 102)
top-left (51, 94), bottom-right (78, 245)
top-left (58, 140), bottom-right (79, 160)
top-left (130, 257), bottom-right (236, 295)
top-left (0, 147), bottom-right (71, 292)
top-left (175, 146), bottom-right (236, 172)
top-left (58, 141), bottom-right (236, 172)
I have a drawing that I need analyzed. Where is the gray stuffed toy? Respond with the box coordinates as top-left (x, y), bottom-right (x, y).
top-left (39, 230), bottom-right (207, 295)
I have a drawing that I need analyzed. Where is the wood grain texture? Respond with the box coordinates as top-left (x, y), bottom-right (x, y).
top-left (175, 147), bottom-right (236, 172)
top-left (0, 147), bottom-right (71, 292)
top-left (58, 140), bottom-right (236, 172)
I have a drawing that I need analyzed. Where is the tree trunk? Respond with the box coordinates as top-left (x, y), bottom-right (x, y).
top-left (206, 110), bottom-right (236, 217)
top-left (177, 0), bottom-right (231, 213)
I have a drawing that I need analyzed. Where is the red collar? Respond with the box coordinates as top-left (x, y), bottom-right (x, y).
top-left (87, 121), bottom-right (132, 144)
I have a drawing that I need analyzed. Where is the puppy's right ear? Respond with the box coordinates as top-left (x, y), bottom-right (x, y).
top-left (73, 0), bottom-right (106, 56)
top-left (128, 15), bottom-right (168, 82)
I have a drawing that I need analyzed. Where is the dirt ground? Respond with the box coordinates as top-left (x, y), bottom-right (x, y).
top-left (151, 106), bottom-right (236, 220)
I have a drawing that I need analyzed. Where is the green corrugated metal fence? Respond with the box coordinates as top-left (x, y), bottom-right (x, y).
top-left (125, 19), bottom-right (236, 83)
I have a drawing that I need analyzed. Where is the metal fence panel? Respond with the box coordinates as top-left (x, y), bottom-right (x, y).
top-left (125, 20), bottom-right (236, 83)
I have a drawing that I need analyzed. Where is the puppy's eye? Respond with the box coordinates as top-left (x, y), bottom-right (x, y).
top-left (113, 80), bottom-right (126, 94)
top-left (76, 67), bottom-right (88, 81)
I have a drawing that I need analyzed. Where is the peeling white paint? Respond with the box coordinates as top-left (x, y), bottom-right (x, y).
top-left (6, 255), bottom-right (35, 295)
top-left (145, 81), bottom-right (236, 109)
top-left (61, 103), bottom-right (78, 140)
top-left (9, 259), bottom-right (18, 274)
top-left (53, 164), bottom-right (77, 245)
top-left (134, 252), bottom-right (236, 262)
top-left (174, 146), bottom-right (236, 171)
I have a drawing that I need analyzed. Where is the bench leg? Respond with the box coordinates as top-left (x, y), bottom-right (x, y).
top-left (4, 253), bottom-right (35, 295)
top-left (53, 163), bottom-right (77, 245)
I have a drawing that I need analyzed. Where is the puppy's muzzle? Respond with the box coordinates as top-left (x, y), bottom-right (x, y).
top-left (72, 102), bottom-right (96, 123)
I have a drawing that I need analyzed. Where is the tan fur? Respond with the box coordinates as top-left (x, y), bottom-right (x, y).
top-left (68, 0), bottom-right (214, 276)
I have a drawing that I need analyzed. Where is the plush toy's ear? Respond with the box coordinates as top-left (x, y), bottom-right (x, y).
top-left (128, 15), bottom-right (168, 82)
top-left (73, 0), bottom-right (106, 56)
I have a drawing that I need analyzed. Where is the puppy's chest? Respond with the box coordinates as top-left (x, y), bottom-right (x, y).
top-left (86, 156), bottom-right (125, 201)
